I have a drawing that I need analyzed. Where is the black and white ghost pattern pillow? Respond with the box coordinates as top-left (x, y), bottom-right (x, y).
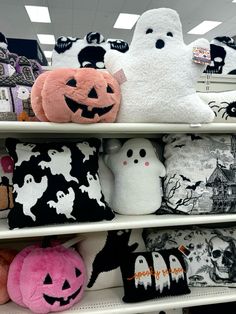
top-left (5, 138), bottom-right (114, 229)
top-left (78, 229), bottom-right (146, 291)
top-left (162, 134), bottom-right (236, 214)
top-left (143, 227), bottom-right (236, 287)
top-left (120, 249), bottom-right (190, 303)
top-left (198, 91), bottom-right (236, 122)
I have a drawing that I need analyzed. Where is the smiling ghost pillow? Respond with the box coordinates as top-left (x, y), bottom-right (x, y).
top-left (105, 138), bottom-right (166, 215)
top-left (31, 68), bottom-right (121, 124)
top-left (104, 8), bottom-right (214, 123)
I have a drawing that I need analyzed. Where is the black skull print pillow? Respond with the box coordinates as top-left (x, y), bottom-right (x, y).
top-left (5, 138), bottom-right (114, 229)
top-left (120, 249), bottom-right (190, 303)
top-left (144, 227), bottom-right (236, 287)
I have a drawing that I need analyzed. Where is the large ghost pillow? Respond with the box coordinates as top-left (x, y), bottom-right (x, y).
top-left (5, 138), bottom-right (114, 229)
top-left (105, 138), bottom-right (166, 215)
top-left (104, 8), bottom-right (214, 123)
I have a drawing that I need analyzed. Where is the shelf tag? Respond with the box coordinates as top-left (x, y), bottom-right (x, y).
top-left (192, 47), bottom-right (211, 65)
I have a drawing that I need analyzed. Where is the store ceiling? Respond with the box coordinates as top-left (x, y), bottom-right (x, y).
top-left (0, 0), bottom-right (236, 56)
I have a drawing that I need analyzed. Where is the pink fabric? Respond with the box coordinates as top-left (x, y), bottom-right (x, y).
top-left (31, 68), bottom-right (121, 124)
top-left (1, 156), bottom-right (14, 173)
top-left (7, 245), bottom-right (86, 314)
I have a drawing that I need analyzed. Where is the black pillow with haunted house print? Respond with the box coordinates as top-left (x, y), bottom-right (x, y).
top-left (162, 134), bottom-right (236, 214)
top-left (120, 248), bottom-right (190, 303)
top-left (5, 138), bottom-right (114, 229)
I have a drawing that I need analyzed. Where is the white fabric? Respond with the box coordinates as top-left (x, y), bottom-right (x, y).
top-left (104, 8), bottom-right (214, 123)
top-left (78, 229), bottom-right (145, 291)
top-left (198, 91), bottom-right (236, 122)
top-left (106, 138), bottom-right (165, 215)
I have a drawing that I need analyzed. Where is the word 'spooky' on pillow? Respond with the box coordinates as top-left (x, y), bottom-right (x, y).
top-left (120, 249), bottom-right (190, 303)
top-left (204, 37), bottom-right (236, 75)
top-left (5, 138), bottom-right (114, 229)
top-left (104, 8), bottom-right (214, 123)
top-left (198, 90), bottom-right (236, 122)
top-left (31, 68), bottom-right (121, 124)
top-left (143, 227), bottom-right (236, 287)
top-left (105, 138), bottom-right (166, 215)
top-left (52, 32), bottom-right (129, 69)
top-left (162, 134), bottom-right (236, 214)
top-left (78, 229), bottom-right (145, 291)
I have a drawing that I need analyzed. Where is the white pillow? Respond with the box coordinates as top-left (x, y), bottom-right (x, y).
top-left (78, 229), bottom-right (145, 290)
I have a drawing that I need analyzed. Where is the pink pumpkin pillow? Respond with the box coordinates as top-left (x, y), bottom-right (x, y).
top-left (31, 68), bottom-right (121, 124)
top-left (7, 245), bottom-right (86, 313)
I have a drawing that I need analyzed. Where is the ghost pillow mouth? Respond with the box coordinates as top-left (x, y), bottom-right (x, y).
top-left (156, 39), bottom-right (165, 49)
top-left (43, 285), bottom-right (82, 306)
top-left (64, 95), bottom-right (113, 118)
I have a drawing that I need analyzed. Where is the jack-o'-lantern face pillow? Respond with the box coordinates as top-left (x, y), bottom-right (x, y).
top-left (31, 68), bottom-right (121, 124)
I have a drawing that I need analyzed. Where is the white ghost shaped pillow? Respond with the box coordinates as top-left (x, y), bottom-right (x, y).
top-left (105, 138), bottom-right (166, 215)
top-left (104, 8), bottom-right (214, 123)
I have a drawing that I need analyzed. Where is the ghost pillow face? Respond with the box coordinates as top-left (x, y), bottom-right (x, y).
top-left (5, 138), bottom-right (114, 229)
top-left (106, 138), bottom-right (166, 215)
top-left (120, 249), bottom-right (190, 303)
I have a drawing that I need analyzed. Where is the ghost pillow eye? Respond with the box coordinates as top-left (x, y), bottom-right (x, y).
top-left (66, 78), bottom-right (77, 87)
top-left (127, 149), bottom-right (133, 158)
top-left (146, 28), bottom-right (153, 34)
top-left (167, 32), bottom-right (173, 37)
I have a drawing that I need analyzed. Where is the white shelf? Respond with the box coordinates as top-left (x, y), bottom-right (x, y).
top-left (1, 213), bottom-right (236, 239)
top-left (1, 287), bottom-right (236, 314)
top-left (0, 122), bottom-right (235, 135)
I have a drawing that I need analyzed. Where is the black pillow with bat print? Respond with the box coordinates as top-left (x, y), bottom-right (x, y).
top-left (161, 133), bottom-right (236, 214)
top-left (120, 248), bottom-right (190, 303)
top-left (5, 138), bottom-right (114, 229)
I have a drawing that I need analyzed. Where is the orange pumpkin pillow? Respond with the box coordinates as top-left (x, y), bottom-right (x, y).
top-left (31, 68), bottom-right (121, 124)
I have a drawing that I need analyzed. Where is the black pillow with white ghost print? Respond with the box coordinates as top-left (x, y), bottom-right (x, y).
top-left (5, 138), bottom-right (114, 229)
top-left (120, 249), bottom-right (190, 303)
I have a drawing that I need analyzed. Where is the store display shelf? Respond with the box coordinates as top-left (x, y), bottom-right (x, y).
top-left (1, 213), bottom-right (236, 239)
top-left (1, 286), bottom-right (236, 314)
top-left (0, 122), bottom-right (236, 135)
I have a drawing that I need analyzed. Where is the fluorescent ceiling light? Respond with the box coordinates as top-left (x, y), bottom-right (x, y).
top-left (37, 34), bottom-right (55, 45)
top-left (188, 21), bottom-right (222, 35)
top-left (44, 51), bottom-right (53, 58)
top-left (113, 13), bottom-right (140, 29)
top-left (25, 5), bottom-right (51, 23)
top-left (232, 0), bottom-right (236, 2)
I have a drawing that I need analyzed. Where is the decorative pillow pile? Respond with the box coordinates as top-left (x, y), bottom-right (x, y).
top-left (198, 91), bottom-right (236, 122)
top-left (31, 68), bottom-right (121, 124)
top-left (0, 148), bottom-right (14, 218)
top-left (162, 133), bottom-right (236, 214)
top-left (105, 138), bottom-right (166, 215)
top-left (78, 229), bottom-right (145, 291)
top-left (52, 32), bottom-right (129, 69)
top-left (8, 244), bottom-right (86, 313)
top-left (120, 248), bottom-right (190, 303)
top-left (143, 227), bottom-right (236, 287)
top-left (5, 138), bottom-right (114, 229)
top-left (104, 8), bottom-right (214, 123)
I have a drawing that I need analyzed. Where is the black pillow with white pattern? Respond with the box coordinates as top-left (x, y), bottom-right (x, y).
top-left (5, 138), bottom-right (114, 229)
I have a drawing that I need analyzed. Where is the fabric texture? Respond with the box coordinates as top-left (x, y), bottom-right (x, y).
top-left (8, 245), bottom-right (86, 313)
top-left (162, 133), bottom-right (236, 214)
top-left (5, 138), bottom-right (114, 229)
top-left (198, 90), bottom-right (236, 122)
top-left (104, 8), bottom-right (214, 123)
top-left (205, 37), bottom-right (236, 74)
top-left (0, 148), bottom-right (14, 218)
top-left (52, 32), bottom-right (129, 69)
top-left (144, 227), bottom-right (236, 287)
top-left (31, 68), bottom-right (121, 124)
top-left (120, 248), bottom-right (190, 303)
top-left (105, 138), bottom-right (166, 215)
top-left (78, 229), bottom-right (145, 291)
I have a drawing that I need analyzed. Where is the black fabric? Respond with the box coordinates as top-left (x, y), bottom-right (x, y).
top-left (120, 249), bottom-right (190, 303)
top-left (5, 138), bottom-right (114, 229)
